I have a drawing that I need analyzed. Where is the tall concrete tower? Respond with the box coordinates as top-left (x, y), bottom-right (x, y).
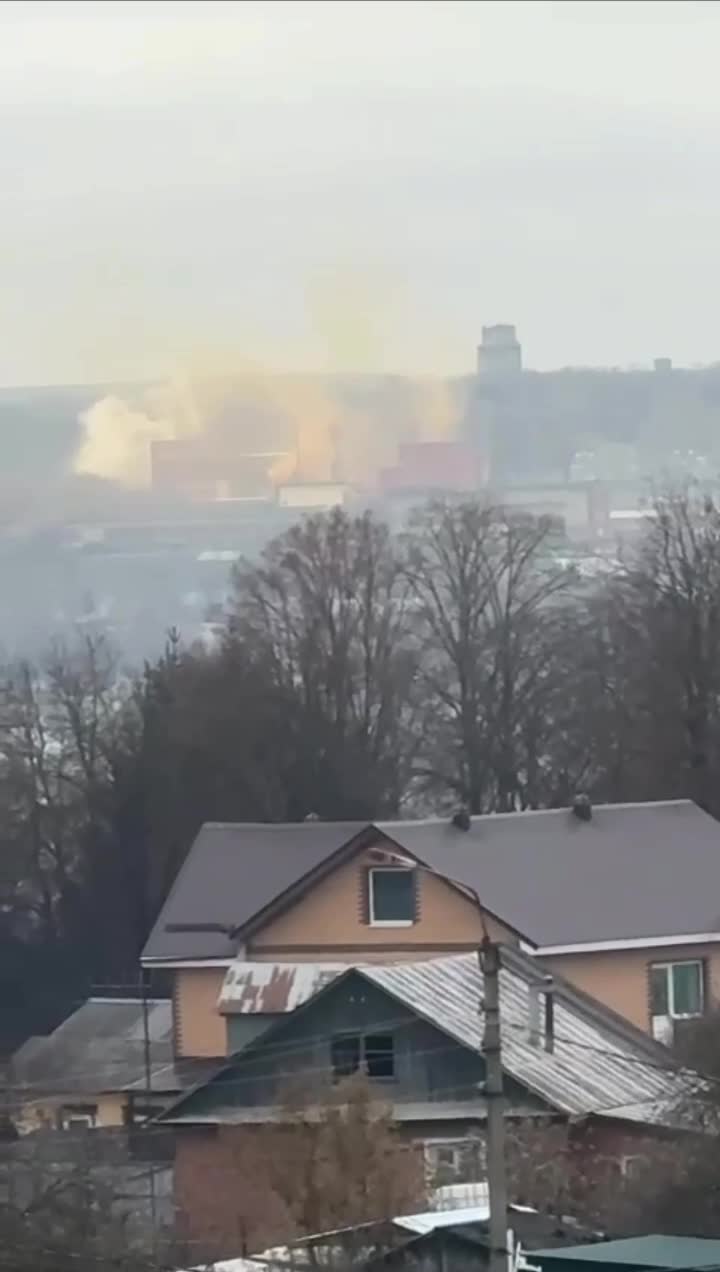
top-left (477, 325), bottom-right (522, 379)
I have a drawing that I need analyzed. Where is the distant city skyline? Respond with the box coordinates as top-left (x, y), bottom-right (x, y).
top-left (3, 0), bottom-right (720, 385)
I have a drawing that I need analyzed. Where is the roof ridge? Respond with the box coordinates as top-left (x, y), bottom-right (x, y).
top-left (202, 820), bottom-right (373, 831)
top-left (203, 800), bottom-right (697, 833)
top-left (469, 799), bottom-right (695, 823)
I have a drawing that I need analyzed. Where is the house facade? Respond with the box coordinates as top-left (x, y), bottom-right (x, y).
top-left (158, 947), bottom-right (686, 1257)
top-left (141, 801), bottom-right (720, 1061)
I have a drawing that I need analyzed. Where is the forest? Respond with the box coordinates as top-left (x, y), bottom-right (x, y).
top-left (2, 492), bottom-right (720, 1050)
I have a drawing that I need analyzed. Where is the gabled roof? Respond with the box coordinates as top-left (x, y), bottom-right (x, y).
top-left (361, 949), bottom-right (682, 1124)
top-left (143, 821), bottom-right (374, 961)
top-left (160, 947), bottom-right (685, 1129)
top-left (142, 801), bottom-right (720, 962)
top-left (11, 997), bottom-right (212, 1096)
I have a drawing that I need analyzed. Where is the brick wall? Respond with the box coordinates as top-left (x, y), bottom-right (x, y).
top-left (173, 1116), bottom-right (663, 1260)
top-left (174, 1126), bottom-right (292, 1262)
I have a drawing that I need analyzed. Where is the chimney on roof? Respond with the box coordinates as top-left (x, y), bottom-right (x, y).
top-left (571, 793), bottom-right (592, 822)
top-left (528, 983), bottom-right (541, 1047)
top-left (544, 976), bottom-right (555, 1053)
top-left (528, 975), bottom-right (555, 1051)
top-left (451, 809), bottom-right (471, 831)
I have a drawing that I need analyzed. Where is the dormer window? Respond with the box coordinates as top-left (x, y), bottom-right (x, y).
top-left (369, 868), bottom-right (415, 926)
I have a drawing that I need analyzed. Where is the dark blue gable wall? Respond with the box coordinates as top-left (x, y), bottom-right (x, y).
top-left (180, 973), bottom-right (486, 1118)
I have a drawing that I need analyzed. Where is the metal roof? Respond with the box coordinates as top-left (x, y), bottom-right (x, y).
top-left (533, 1237), bottom-right (720, 1268)
top-left (142, 801), bottom-right (720, 962)
top-left (163, 947), bottom-right (686, 1131)
top-left (12, 998), bottom-right (184, 1095)
top-left (178, 1202), bottom-right (540, 1272)
top-left (218, 960), bottom-right (345, 1014)
top-left (361, 950), bottom-right (684, 1125)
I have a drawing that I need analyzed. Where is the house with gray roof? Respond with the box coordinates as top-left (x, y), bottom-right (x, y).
top-left (160, 944), bottom-right (693, 1258)
top-left (141, 800), bottom-right (720, 1060)
top-left (10, 996), bottom-right (215, 1133)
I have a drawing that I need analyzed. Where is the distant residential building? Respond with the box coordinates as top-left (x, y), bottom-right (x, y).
top-left (10, 997), bottom-right (214, 1133)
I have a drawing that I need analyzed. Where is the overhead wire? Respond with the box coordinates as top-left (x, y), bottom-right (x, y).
top-left (4, 1021), bottom-right (686, 1105)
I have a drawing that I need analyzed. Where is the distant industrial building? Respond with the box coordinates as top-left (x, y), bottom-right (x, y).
top-left (151, 439), bottom-right (289, 501)
top-left (379, 441), bottom-right (488, 496)
top-left (476, 324), bottom-right (523, 379)
top-left (276, 482), bottom-right (349, 510)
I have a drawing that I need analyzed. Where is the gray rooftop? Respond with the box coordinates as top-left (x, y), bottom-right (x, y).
top-left (162, 946), bottom-right (685, 1129)
top-left (11, 997), bottom-right (203, 1095)
top-left (142, 800), bottom-right (720, 961)
top-left (143, 820), bottom-right (366, 960)
top-left (363, 950), bottom-right (683, 1125)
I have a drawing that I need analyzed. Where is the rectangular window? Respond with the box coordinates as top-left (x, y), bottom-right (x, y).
top-left (364, 1034), bottom-right (395, 1078)
top-left (331, 1033), bottom-right (395, 1080)
top-left (331, 1034), bottom-right (361, 1078)
top-left (369, 868), bottom-right (415, 925)
top-left (60, 1104), bottom-right (97, 1130)
top-left (424, 1138), bottom-right (487, 1186)
top-left (650, 960), bottom-right (703, 1021)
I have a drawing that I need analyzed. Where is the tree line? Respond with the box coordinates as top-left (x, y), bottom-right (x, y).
top-left (1, 491), bottom-right (720, 1047)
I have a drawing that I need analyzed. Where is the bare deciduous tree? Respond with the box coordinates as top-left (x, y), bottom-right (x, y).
top-left (230, 508), bottom-right (419, 817)
top-left (178, 1076), bottom-right (425, 1262)
top-left (405, 501), bottom-right (571, 811)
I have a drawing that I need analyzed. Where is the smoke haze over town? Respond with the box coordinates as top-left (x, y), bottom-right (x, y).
top-left (2, 0), bottom-right (720, 659)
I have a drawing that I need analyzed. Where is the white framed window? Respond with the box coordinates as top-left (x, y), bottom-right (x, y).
top-left (369, 868), bottom-right (415, 926)
top-left (60, 1105), bottom-right (97, 1130)
top-left (423, 1138), bottom-right (486, 1186)
top-left (650, 960), bottom-right (704, 1039)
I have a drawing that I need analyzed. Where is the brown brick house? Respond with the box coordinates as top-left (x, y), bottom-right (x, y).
top-left (142, 800), bottom-right (720, 1059)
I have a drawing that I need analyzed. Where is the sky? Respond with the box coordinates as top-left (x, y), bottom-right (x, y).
top-left (2, 0), bottom-right (720, 384)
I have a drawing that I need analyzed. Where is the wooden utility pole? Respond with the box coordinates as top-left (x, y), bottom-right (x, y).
top-left (481, 940), bottom-right (508, 1272)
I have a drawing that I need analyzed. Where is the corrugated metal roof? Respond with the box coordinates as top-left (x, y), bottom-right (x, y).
top-left (361, 952), bottom-right (684, 1125)
top-left (218, 961), bottom-right (345, 1015)
top-left (163, 947), bottom-right (687, 1132)
top-left (396, 1198), bottom-right (536, 1233)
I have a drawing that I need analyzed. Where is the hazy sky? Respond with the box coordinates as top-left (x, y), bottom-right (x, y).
top-left (3, 0), bottom-right (720, 384)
